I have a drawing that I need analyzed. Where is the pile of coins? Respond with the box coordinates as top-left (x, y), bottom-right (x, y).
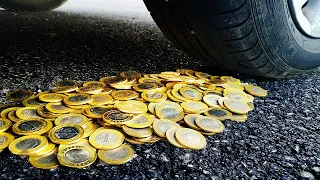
top-left (0, 69), bottom-right (267, 169)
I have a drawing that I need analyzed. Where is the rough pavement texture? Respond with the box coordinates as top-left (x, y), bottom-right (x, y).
top-left (0, 5), bottom-right (320, 180)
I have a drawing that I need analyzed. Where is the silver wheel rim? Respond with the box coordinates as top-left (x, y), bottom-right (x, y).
top-left (289, 0), bottom-right (320, 38)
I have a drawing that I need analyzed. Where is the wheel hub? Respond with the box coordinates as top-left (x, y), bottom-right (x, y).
top-left (289, 0), bottom-right (320, 38)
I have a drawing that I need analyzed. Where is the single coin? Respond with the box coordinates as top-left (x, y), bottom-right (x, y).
top-left (115, 100), bottom-right (148, 114)
top-left (138, 77), bottom-right (162, 84)
top-left (155, 102), bottom-right (184, 122)
top-left (204, 108), bottom-right (232, 121)
top-left (224, 99), bottom-right (251, 114)
top-left (223, 90), bottom-right (247, 102)
top-left (46, 102), bottom-right (73, 114)
top-left (83, 81), bottom-right (106, 88)
top-left (39, 93), bottom-right (65, 103)
top-left (245, 84), bottom-right (268, 97)
top-left (195, 72), bottom-right (211, 80)
top-left (9, 135), bottom-right (48, 156)
top-left (148, 103), bottom-right (158, 115)
top-left (89, 129), bottom-right (124, 150)
top-left (101, 76), bottom-right (127, 85)
top-left (122, 125), bottom-right (153, 138)
top-left (112, 90), bottom-right (138, 100)
top-left (183, 114), bottom-right (201, 130)
top-left (195, 116), bottom-right (225, 133)
top-left (7, 90), bottom-right (33, 101)
top-left (29, 148), bottom-right (59, 169)
top-left (120, 70), bottom-right (141, 78)
top-left (125, 137), bottom-right (145, 145)
top-left (141, 91), bottom-right (167, 103)
top-left (203, 94), bottom-right (222, 107)
top-left (85, 106), bottom-right (117, 118)
top-left (230, 114), bottom-right (248, 122)
top-left (22, 96), bottom-right (48, 107)
top-left (166, 128), bottom-right (185, 148)
top-left (133, 83), bottom-right (158, 92)
top-left (222, 83), bottom-right (244, 90)
top-left (166, 82), bottom-right (178, 89)
top-left (161, 71), bottom-right (180, 76)
top-left (125, 114), bottom-right (153, 128)
top-left (76, 86), bottom-right (102, 94)
top-left (16, 107), bottom-right (43, 120)
top-left (153, 119), bottom-right (180, 138)
top-left (12, 119), bottom-right (53, 135)
top-left (209, 79), bottom-right (227, 86)
top-left (55, 113), bottom-right (88, 127)
top-left (56, 80), bottom-right (80, 87)
top-left (57, 145), bottom-right (97, 168)
top-left (0, 118), bottom-right (12, 132)
top-left (220, 76), bottom-right (241, 84)
top-left (103, 110), bottom-right (134, 125)
top-left (181, 101), bottom-right (208, 114)
top-left (88, 94), bottom-right (113, 106)
top-left (0, 132), bottom-right (15, 149)
top-left (64, 94), bottom-right (92, 106)
top-left (48, 124), bottom-right (84, 144)
top-left (175, 128), bottom-right (206, 150)
top-left (98, 144), bottom-right (134, 165)
top-left (59, 139), bottom-right (94, 152)
top-left (52, 86), bottom-right (78, 93)
top-left (7, 111), bottom-right (22, 122)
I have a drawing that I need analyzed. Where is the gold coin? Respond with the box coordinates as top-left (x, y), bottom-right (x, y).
top-left (7, 90), bottom-right (33, 101)
top-left (12, 119), bottom-right (53, 135)
top-left (125, 114), bottom-right (153, 128)
top-left (204, 108), bottom-right (232, 121)
top-left (175, 128), bottom-right (206, 150)
top-left (208, 79), bottom-right (227, 86)
top-left (165, 128), bottom-right (186, 148)
top-left (100, 76), bottom-right (127, 84)
top-left (220, 76), bottom-right (241, 84)
top-left (171, 88), bottom-right (188, 101)
top-left (166, 90), bottom-right (184, 102)
top-left (0, 118), bottom-right (12, 132)
top-left (155, 102), bottom-right (184, 122)
top-left (161, 71), bottom-right (180, 76)
top-left (218, 97), bottom-right (228, 109)
top-left (55, 113), bottom-right (88, 127)
top-left (222, 83), bottom-right (244, 90)
top-left (224, 99), bottom-right (251, 114)
top-left (88, 94), bottom-right (113, 106)
top-left (102, 110), bottom-right (134, 125)
top-left (230, 114), bottom-right (248, 122)
top-left (122, 125), bottom-right (153, 138)
top-left (38, 93), bottom-right (65, 103)
top-left (29, 148), bottom-right (59, 169)
top-left (132, 83), bottom-right (158, 92)
top-left (59, 139), bottom-right (94, 152)
top-left (46, 102), bottom-right (73, 114)
top-left (48, 124), bottom-right (84, 144)
top-left (57, 145), bottom-right (97, 168)
top-left (181, 101), bottom-right (208, 114)
top-left (166, 82), bottom-right (178, 89)
top-left (223, 90), bottom-right (247, 101)
top-left (76, 86), bottom-right (102, 94)
top-left (183, 114), bottom-right (201, 130)
top-left (138, 77), bottom-right (162, 84)
top-left (247, 102), bottom-right (254, 111)
top-left (83, 81), bottom-right (106, 88)
top-left (82, 122), bottom-right (96, 138)
top-left (195, 72), bottom-right (211, 80)
top-left (22, 96), bottom-right (48, 107)
top-left (246, 94), bottom-right (255, 103)
top-left (115, 100), bottom-right (148, 114)
top-left (16, 107), bottom-right (43, 120)
top-left (31, 142), bottom-right (56, 157)
top-left (245, 84), bottom-right (268, 97)
top-left (112, 90), bottom-right (138, 100)
top-left (52, 86), bottom-right (78, 93)
top-left (1, 107), bottom-right (20, 119)
top-left (89, 129), bottom-right (124, 150)
top-left (0, 132), bottom-right (15, 149)
top-left (141, 91), bottom-right (167, 103)
top-left (147, 102), bottom-right (158, 115)
top-left (153, 119), bottom-right (180, 137)
top-left (185, 70), bottom-right (196, 77)
top-left (63, 94), bottom-right (92, 106)
top-left (98, 144), bottom-right (134, 165)
top-left (9, 135), bottom-right (48, 156)
top-left (37, 106), bottom-right (61, 119)
top-left (56, 80), bottom-right (80, 87)
top-left (120, 70), bottom-right (141, 78)
top-left (85, 106), bottom-right (116, 118)
top-left (195, 116), bottom-right (225, 133)
top-left (203, 94), bottom-right (222, 107)
top-left (7, 110), bottom-right (22, 122)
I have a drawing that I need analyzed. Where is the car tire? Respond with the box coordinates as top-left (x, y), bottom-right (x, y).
top-left (0, 0), bottom-right (67, 11)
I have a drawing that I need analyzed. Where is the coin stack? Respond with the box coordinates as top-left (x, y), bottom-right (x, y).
top-left (0, 69), bottom-right (267, 169)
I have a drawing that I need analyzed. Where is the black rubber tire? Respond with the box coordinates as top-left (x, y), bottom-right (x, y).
top-left (0, 0), bottom-right (67, 12)
top-left (143, 0), bottom-right (320, 78)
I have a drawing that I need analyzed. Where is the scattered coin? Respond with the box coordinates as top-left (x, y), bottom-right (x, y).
top-left (64, 94), bottom-right (92, 106)
top-left (115, 100), bottom-right (148, 114)
top-left (98, 144), bottom-right (134, 165)
top-left (103, 110), bottom-right (134, 125)
top-left (7, 90), bottom-right (33, 101)
top-left (195, 116), bottom-right (225, 133)
top-left (203, 94), bottom-right (222, 107)
top-left (48, 124), bottom-right (84, 144)
top-left (0, 132), bottom-right (15, 149)
top-left (57, 145), bottom-right (97, 168)
top-left (54, 113), bottom-right (88, 127)
top-left (112, 90), bottom-right (138, 100)
top-left (83, 81), bottom-right (106, 88)
top-left (9, 135), bottom-right (49, 156)
top-left (16, 107), bottom-right (43, 120)
top-left (155, 102), bottom-right (184, 122)
top-left (224, 99), bottom-right (251, 114)
top-left (204, 108), bottom-right (232, 121)
top-left (181, 101), bottom-right (208, 114)
top-left (29, 148), bottom-right (59, 169)
top-left (0, 118), bottom-right (12, 132)
top-left (125, 114), bottom-right (153, 128)
top-left (89, 129), bottom-right (124, 150)
top-left (165, 128), bottom-right (185, 148)
top-left (12, 119), bottom-right (53, 135)
top-left (183, 114), bottom-right (201, 130)
top-left (153, 119), bottom-right (180, 138)
top-left (39, 93), bottom-right (65, 103)
top-left (245, 84), bottom-right (268, 97)
top-left (175, 128), bottom-right (206, 150)
top-left (141, 91), bottom-right (167, 102)
top-left (122, 125), bottom-right (153, 138)
top-left (46, 102), bottom-right (72, 114)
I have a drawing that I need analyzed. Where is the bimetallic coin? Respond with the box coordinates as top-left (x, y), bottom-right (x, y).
top-left (100, 87), bottom-right (113, 94)
top-left (115, 100), bottom-right (148, 114)
top-left (120, 70), bottom-right (141, 78)
top-left (0, 118), bottom-right (12, 132)
top-left (112, 90), bottom-right (138, 100)
top-left (141, 91), bottom-right (167, 103)
top-left (55, 114), bottom-right (88, 127)
top-left (36, 106), bottom-right (61, 119)
top-left (224, 99), bottom-right (251, 114)
top-left (222, 83), bottom-right (244, 90)
top-left (203, 94), bottom-right (222, 107)
top-left (16, 107), bottom-right (43, 120)
top-left (208, 79), bottom-right (227, 86)
top-left (175, 128), bottom-right (207, 150)
top-left (171, 88), bottom-right (188, 101)
top-left (29, 148), bottom-right (59, 169)
top-left (204, 108), bottom-right (232, 121)
top-left (52, 86), bottom-right (78, 93)
top-left (103, 110), bottom-right (134, 125)
top-left (22, 96), bottom-right (48, 107)
top-left (153, 119), bottom-right (181, 138)
top-left (155, 102), bottom-right (184, 122)
top-left (134, 134), bottom-right (162, 143)
top-left (64, 94), bottom-right (92, 106)
top-left (138, 77), bottom-right (162, 84)
top-left (100, 76), bottom-right (127, 85)
top-left (46, 102), bottom-right (73, 114)
top-left (83, 81), bottom-right (106, 88)
top-left (245, 84), bottom-right (268, 97)
top-left (31, 143), bottom-right (56, 157)
top-left (0, 132), bottom-right (15, 149)
top-left (230, 114), bottom-right (248, 122)
top-left (12, 119), bottom-right (53, 135)
top-left (82, 121), bottom-right (96, 138)
top-left (89, 129), bottom-right (124, 150)
top-left (218, 97), bottom-right (228, 109)
top-left (59, 139), bottom-right (94, 152)
top-left (49, 124), bottom-right (84, 144)
top-left (89, 94), bottom-right (113, 106)
top-left (9, 135), bottom-right (48, 156)
top-left (39, 93), bottom-right (65, 102)
top-left (166, 128), bottom-right (186, 148)
top-left (122, 125), bottom-right (153, 138)
top-left (220, 76), bottom-right (241, 84)
top-left (7, 111), bottom-right (22, 122)
top-left (1, 107), bottom-right (20, 119)
top-left (223, 90), bottom-right (247, 101)
top-left (76, 86), bottom-right (102, 94)
top-left (7, 90), bottom-right (33, 101)
top-left (125, 137), bottom-right (145, 145)
top-left (195, 116), bottom-right (225, 133)
top-left (125, 114), bottom-right (153, 128)
top-left (133, 83), bottom-right (158, 92)
top-left (195, 72), bottom-right (211, 80)
top-left (148, 103), bottom-right (158, 115)
top-left (161, 71), bottom-right (180, 77)
top-left (85, 106), bottom-right (117, 119)
top-left (57, 145), bottom-right (97, 168)
top-left (183, 114), bottom-right (202, 130)
top-left (98, 144), bottom-right (134, 165)
top-left (181, 101), bottom-right (208, 114)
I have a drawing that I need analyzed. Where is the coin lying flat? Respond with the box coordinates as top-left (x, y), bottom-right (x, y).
top-left (229, 114), bottom-right (248, 122)
top-left (16, 107), bottom-right (43, 120)
top-left (89, 129), bottom-right (124, 150)
top-left (52, 86), bottom-right (78, 93)
top-left (64, 94), bottom-right (92, 106)
top-left (171, 88), bottom-right (188, 101)
top-left (134, 134), bottom-right (162, 143)
top-left (56, 80), bottom-right (80, 87)
top-left (179, 86), bottom-right (203, 101)
top-left (57, 145), bottom-right (97, 168)
top-left (155, 102), bottom-right (184, 122)
top-left (204, 108), bottom-right (232, 121)
top-left (0, 118), bottom-right (12, 132)
top-left (7, 111), bottom-right (21, 122)
top-left (223, 99), bottom-right (251, 114)
top-left (183, 114), bottom-right (201, 130)
top-left (223, 90), bottom-right (247, 101)
top-left (7, 90), bottom-right (33, 101)
top-left (0, 132), bottom-right (15, 149)
top-left (98, 144), bottom-right (134, 165)
top-left (46, 102), bottom-right (73, 114)
top-left (89, 94), bottom-right (113, 106)
top-left (125, 114), bottom-right (153, 128)
top-left (245, 84), bottom-right (268, 97)
top-left (148, 103), bottom-right (158, 115)
top-left (133, 83), bottom-right (158, 92)
top-left (167, 90), bottom-right (184, 102)
top-left (58, 139), bottom-right (94, 152)
top-left (76, 86), bottom-right (102, 94)
top-left (29, 148), bottom-right (59, 169)
top-left (31, 142), bottom-right (56, 157)
top-left (9, 135), bottom-right (48, 156)
top-left (54, 113), bottom-right (88, 127)
top-left (195, 116), bottom-right (225, 133)
top-left (103, 110), bottom-right (134, 125)
top-left (111, 90), bottom-right (138, 101)
top-left (122, 125), bottom-right (153, 138)
top-left (165, 128), bottom-right (186, 148)
top-left (48, 124), bottom-right (84, 144)
top-left (12, 119), bottom-right (53, 135)
top-left (181, 101), bottom-right (208, 114)
top-left (153, 120), bottom-right (180, 138)
top-left (141, 91), bottom-right (167, 103)
top-left (115, 100), bottom-right (148, 114)
top-left (120, 70), bottom-right (141, 78)
top-left (37, 106), bottom-right (61, 119)
top-left (175, 128), bottom-right (206, 150)
top-left (39, 93), bottom-right (65, 103)
top-left (83, 81), bottom-right (106, 88)
top-left (22, 96), bottom-right (48, 107)
top-left (203, 94), bottom-right (222, 107)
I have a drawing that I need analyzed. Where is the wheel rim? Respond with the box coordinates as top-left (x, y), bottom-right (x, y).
top-left (289, 0), bottom-right (320, 38)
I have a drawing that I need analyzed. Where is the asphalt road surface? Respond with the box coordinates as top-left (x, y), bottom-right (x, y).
top-left (0, 0), bottom-right (320, 179)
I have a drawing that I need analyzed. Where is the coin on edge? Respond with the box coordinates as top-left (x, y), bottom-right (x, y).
top-left (98, 144), bottom-right (134, 165)
top-left (175, 128), bottom-right (206, 150)
top-left (153, 119), bottom-right (181, 138)
top-left (89, 129), bottom-right (124, 150)
top-left (183, 114), bottom-right (202, 130)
